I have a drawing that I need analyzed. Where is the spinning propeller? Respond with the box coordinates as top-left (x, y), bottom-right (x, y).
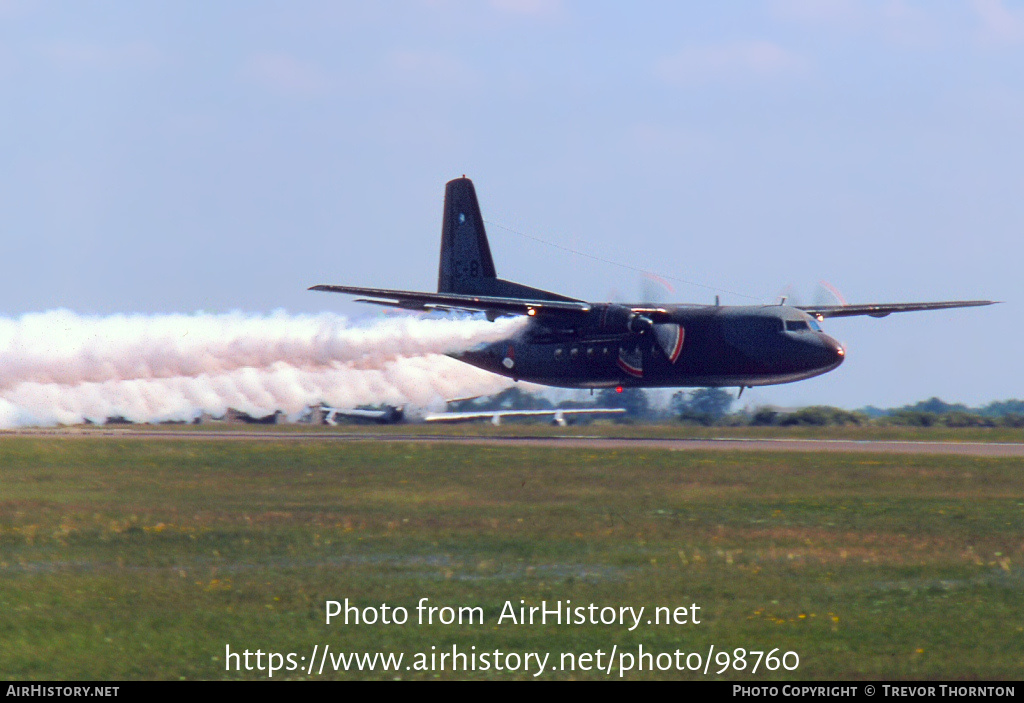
top-left (614, 273), bottom-right (685, 379)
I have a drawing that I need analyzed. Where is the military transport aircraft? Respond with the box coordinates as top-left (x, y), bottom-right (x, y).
top-left (311, 178), bottom-right (995, 394)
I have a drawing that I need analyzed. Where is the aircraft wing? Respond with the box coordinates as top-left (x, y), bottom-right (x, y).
top-left (424, 408), bottom-right (625, 424)
top-left (797, 300), bottom-right (998, 319)
top-left (310, 284), bottom-right (591, 317)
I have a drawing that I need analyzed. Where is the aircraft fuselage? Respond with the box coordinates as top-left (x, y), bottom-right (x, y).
top-left (454, 304), bottom-right (845, 388)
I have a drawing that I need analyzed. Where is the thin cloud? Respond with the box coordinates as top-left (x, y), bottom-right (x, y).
top-left (243, 53), bottom-right (331, 97)
top-left (489, 0), bottom-right (563, 18)
top-left (384, 49), bottom-right (477, 88)
top-left (771, 0), bottom-right (955, 49)
top-left (42, 41), bottom-right (162, 71)
top-left (973, 0), bottom-right (1024, 45)
top-left (624, 122), bottom-right (714, 159)
top-left (0, 0), bottom-right (33, 20)
top-left (655, 41), bottom-right (804, 86)
top-left (770, 0), bottom-right (860, 25)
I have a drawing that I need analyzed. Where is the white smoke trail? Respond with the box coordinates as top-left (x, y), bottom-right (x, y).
top-left (0, 310), bottom-right (525, 428)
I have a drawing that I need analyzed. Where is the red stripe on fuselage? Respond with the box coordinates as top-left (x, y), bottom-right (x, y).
top-left (668, 327), bottom-right (685, 363)
top-left (617, 357), bottom-right (643, 378)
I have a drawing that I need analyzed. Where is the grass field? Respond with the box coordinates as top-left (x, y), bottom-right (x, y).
top-left (64, 420), bottom-right (1024, 443)
top-left (1, 434), bottom-right (1022, 680)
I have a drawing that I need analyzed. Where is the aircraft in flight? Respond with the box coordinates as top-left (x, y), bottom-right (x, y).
top-left (311, 178), bottom-right (995, 394)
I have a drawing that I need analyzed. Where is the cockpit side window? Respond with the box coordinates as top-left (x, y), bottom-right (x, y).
top-left (784, 320), bottom-right (811, 332)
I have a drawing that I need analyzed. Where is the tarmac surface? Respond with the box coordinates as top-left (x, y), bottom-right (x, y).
top-left (8, 428), bottom-right (1024, 456)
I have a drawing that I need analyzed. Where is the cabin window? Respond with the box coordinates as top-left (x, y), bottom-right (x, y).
top-left (554, 348), bottom-right (564, 359)
top-left (570, 347), bottom-right (579, 357)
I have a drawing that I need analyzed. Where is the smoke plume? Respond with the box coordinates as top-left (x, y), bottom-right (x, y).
top-left (0, 310), bottom-right (525, 427)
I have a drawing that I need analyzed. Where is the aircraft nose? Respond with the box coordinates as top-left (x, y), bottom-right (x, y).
top-left (800, 334), bottom-right (844, 371)
top-left (826, 337), bottom-right (845, 366)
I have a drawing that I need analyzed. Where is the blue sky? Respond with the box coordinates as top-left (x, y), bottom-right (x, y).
top-left (0, 1), bottom-right (1020, 409)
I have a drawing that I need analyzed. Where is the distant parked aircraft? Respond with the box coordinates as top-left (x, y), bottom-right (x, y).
top-left (424, 407), bottom-right (625, 426)
top-left (321, 405), bottom-right (405, 425)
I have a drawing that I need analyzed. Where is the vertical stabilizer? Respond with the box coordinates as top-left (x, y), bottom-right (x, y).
top-left (435, 177), bottom-right (583, 303)
top-left (438, 178), bottom-right (497, 294)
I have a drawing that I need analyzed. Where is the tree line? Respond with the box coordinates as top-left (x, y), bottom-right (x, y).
top-left (452, 387), bottom-right (1024, 427)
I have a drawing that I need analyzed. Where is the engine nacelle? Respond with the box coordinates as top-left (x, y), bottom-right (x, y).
top-left (628, 313), bottom-right (654, 334)
top-left (593, 304), bottom-right (654, 335)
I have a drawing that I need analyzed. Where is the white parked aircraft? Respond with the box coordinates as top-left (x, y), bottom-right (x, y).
top-left (424, 408), bottom-right (625, 426)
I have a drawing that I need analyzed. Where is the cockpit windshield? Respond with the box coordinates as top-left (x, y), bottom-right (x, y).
top-left (784, 318), bottom-right (823, 333)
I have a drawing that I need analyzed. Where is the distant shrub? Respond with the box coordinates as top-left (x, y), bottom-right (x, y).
top-left (888, 410), bottom-right (939, 427)
top-left (940, 411), bottom-right (993, 428)
top-left (750, 408), bottom-right (778, 426)
top-left (982, 400), bottom-right (1024, 417)
top-left (1001, 414), bottom-right (1024, 428)
top-left (672, 388), bottom-right (734, 425)
top-left (676, 410), bottom-right (716, 426)
top-left (719, 413), bottom-right (750, 427)
top-left (777, 406), bottom-right (867, 427)
top-left (901, 397), bottom-right (970, 415)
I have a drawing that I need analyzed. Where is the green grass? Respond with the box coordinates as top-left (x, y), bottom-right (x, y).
top-left (1, 438), bottom-right (1022, 679)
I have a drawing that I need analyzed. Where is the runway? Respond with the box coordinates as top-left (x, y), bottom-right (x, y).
top-left (9, 428), bottom-right (1024, 457)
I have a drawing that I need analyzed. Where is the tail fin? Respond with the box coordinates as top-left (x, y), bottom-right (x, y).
top-left (437, 177), bottom-right (581, 302)
top-left (438, 178), bottom-right (497, 294)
